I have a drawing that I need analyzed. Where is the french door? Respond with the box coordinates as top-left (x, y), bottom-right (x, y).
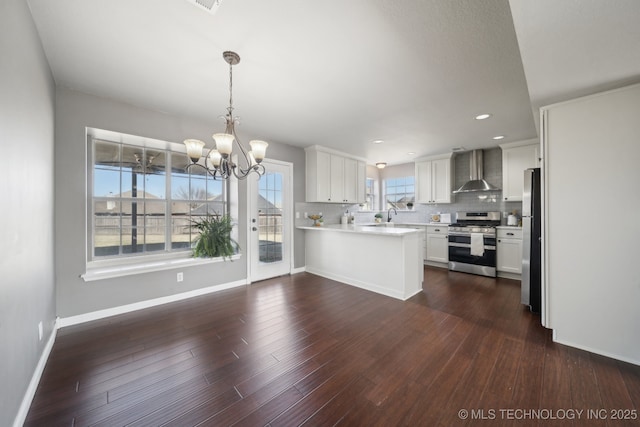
top-left (248, 160), bottom-right (292, 282)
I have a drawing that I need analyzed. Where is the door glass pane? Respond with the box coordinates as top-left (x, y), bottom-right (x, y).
top-left (258, 171), bottom-right (283, 263)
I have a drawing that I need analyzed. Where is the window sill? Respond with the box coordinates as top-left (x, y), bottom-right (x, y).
top-left (82, 253), bottom-right (242, 282)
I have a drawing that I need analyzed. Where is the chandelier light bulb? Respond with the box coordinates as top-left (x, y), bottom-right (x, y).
top-left (212, 133), bottom-right (234, 157)
top-left (183, 139), bottom-right (205, 163)
top-left (208, 149), bottom-right (222, 167)
top-left (249, 140), bottom-right (268, 163)
top-left (247, 151), bottom-right (257, 167)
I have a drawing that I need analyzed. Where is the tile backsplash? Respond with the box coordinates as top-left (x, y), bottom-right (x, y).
top-left (296, 147), bottom-right (522, 227)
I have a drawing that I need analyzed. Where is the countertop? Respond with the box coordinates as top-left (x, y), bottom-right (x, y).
top-left (297, 224), bottom-right (424, 236)
top-left (356, 222), bottom-right (449, 227)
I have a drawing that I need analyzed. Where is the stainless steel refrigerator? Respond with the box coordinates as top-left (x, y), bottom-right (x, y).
top-left (521, 168), bottom-right (541, 312)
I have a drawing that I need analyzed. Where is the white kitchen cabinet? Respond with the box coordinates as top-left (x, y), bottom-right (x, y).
top-left (415, 153), bottom-right (453, 204)
top-left (343, 157), bottom-right (361, 203)
top-left (426, 225), bottom-right (449, 265)
top-left (500, 140), bottom-right (540, 201)
top-left (496, 227), bottom-right (523, 277)
top-left (306, 146), bottom-right (366, 203)
top-left (329, 154), bottom-right (345, 202)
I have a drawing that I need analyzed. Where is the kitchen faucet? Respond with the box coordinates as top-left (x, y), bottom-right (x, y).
top-left (387, 207), bottom-right (397, 222)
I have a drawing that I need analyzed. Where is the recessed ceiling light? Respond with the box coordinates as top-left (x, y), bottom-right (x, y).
top-left (475, 113), bottom-right (492, 120)
top-left (372, 140), bottom-right (384, 144)
top-left (492, 135), bottom-right (505, 140)
top-left (407, 152), bottom-right (416, 156)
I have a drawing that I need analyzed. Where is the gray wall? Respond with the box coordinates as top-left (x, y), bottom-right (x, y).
top-left (55, 87), bottom-right (306, 318)
top-left (0, 0), bottom-right (57, 424)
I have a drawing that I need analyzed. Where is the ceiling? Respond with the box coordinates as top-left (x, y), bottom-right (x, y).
top-left (26, 0), bottom-right (640, 165)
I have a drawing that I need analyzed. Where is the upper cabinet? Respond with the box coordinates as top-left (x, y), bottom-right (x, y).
top-left (415, 153), bottom-right (454, 204)
top-left (500, 140), bottom-right (540, 201)
top-left (306, 146), bottom-right (366, 203)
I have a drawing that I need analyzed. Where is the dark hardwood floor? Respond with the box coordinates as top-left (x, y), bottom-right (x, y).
top-left (25, 267), bottom-right (640, 426)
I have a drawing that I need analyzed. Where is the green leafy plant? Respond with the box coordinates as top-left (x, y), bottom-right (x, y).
top-left (374, 213), bottom-right (383, 218)
top-left (191, 214), bottom-right (239, 259)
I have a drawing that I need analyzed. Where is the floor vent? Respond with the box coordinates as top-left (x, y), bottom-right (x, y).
top-left (186, 0), bottom-right (222, 15)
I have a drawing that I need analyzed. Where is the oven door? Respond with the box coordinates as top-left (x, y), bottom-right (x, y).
top-left (448, 234), bottom-right (497, 267)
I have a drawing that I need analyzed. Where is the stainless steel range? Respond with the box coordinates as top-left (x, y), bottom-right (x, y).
top-left (448, 211), bottom-right (501, 277)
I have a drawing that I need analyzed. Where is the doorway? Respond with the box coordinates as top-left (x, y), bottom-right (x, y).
top-left (248, 159), bottom-right (293, 282)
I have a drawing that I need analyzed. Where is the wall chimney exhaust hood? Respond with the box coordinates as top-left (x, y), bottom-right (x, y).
top-left (453, 150), bottom-right (500, 193)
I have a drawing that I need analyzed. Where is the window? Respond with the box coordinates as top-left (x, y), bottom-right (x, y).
top-left (364, 178), bottom-right (376, 210)
top-left (90, 131), bottom-right (227, 262)
top-left (384, 176), bottom-right (415, 209)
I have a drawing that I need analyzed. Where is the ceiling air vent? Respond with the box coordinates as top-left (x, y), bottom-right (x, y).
top-left (186, 0), bottom-right (222, 15)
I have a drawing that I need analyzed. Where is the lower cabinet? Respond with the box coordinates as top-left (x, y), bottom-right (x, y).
top-left (496, 227), bottom-right (523, 277)
top-left (426, 225), bottom-right (449, 265)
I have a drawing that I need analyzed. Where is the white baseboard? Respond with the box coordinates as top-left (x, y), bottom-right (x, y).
top-left (424, 261), bottom-right (448, 269)
top-left (57, 279), bottom-right (247, 328)
top-left (291, 266), bottom-right (306, 275)
top-left (497, 271), bottom-right (522, 281)
top-left (13, 321), bottom-right (58, 427)
top-left (14, 279), bottom-right (249, 426)
top-left (305, 266), bottom-right (419, 301)
top-left (552, 333), bottom-right (640, 367)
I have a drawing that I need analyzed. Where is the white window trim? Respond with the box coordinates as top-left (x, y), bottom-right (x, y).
top-left (85, 127), bottom-right (237, 281)
top-left (82, 253), bottom-right (242, 282)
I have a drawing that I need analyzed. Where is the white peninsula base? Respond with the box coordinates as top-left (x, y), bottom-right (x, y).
top-left (301, 225), bottom-right (424, 300)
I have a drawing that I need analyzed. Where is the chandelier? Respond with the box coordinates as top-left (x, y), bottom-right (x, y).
top-left (183, 51), bottom-right (268, 180)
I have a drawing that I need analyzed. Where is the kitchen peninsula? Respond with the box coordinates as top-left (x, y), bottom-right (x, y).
top-left (298, 224), bottom-right (424, 300)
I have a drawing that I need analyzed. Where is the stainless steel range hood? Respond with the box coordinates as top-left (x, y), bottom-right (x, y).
top-left (453, 150), bottom-right (500, 193)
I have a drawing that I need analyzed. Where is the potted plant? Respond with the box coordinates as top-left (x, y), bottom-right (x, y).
top-left (374, 213), bottom-right (383, 223)
top-left (191, 213), bottom-right (239, 260)
top-left (406, 202), bottom-right (414, 210)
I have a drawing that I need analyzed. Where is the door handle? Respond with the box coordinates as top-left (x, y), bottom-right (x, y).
top-left (252, 218), bottom-right (256, 223)
top-left (252, 227), bottom-right (257, 231)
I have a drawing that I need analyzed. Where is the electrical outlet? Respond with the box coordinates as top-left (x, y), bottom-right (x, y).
top-left (177, 272), bottom-right (184, 282)
top-left (38, 321), bottom-right (43, 341)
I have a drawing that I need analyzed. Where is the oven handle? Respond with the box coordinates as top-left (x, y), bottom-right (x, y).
top-left (448, 242), bottom-right (496, 250)
top-left (448, 231), bottom-right (496, 237)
